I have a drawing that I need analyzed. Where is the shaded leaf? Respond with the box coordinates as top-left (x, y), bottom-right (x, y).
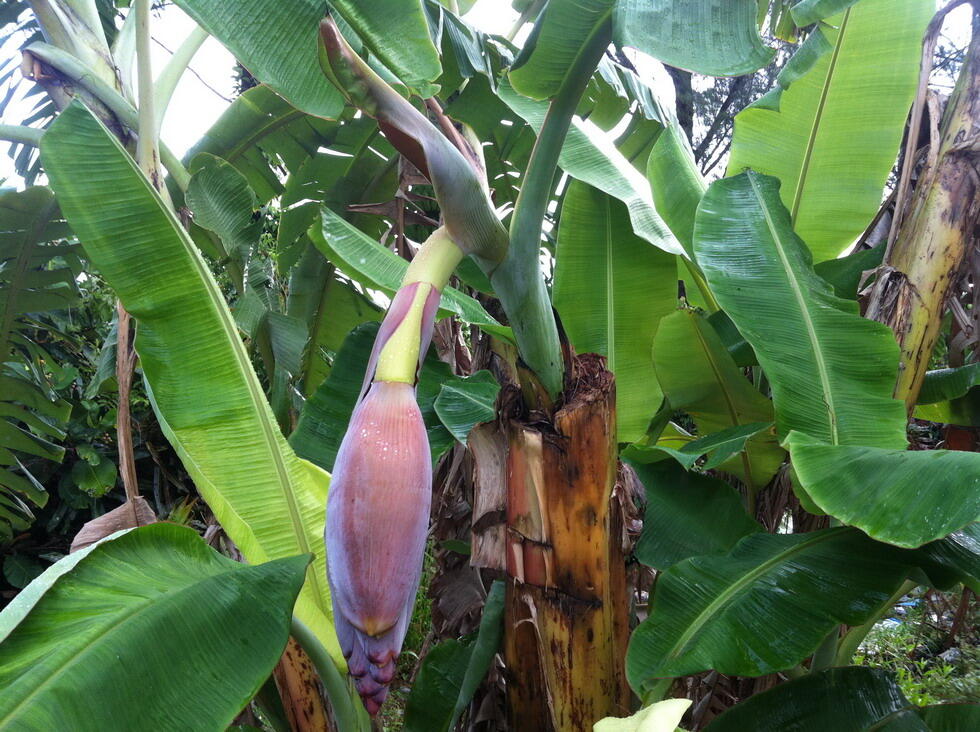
top-left (652, 309), bottom-right (782, 487)
top-left (403, 581), bottom-right (505, 732)
top-left (626, 527), bottom-right (915, 690)
top-left (706, 666), bottom-right (979, 731)
top-left (434, 371), bottom-right (500, 446)
top-left (813, 245), bottom-right (884, 300)
top-left (631, 460), bottom-right (762, 570)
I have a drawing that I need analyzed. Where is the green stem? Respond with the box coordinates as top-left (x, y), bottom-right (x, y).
top-left (0, 125), bottom-right (44, 147)
top-left (134, 0), bottom-right (158, 180)
top-left (683, 258), bottom-right (720, 312)
top-left (25, 42), bottom-right (191, 191)
top-left (493, 14), bottom-right (613, 398)
top-left (835, 580), bottom-right (918, 666)
top-left (376, 228), bottom-right (464, 383)
top-left (153, 25), bottom-right (209, 132)
top-left (810, 627), bottom-right (840, 672)
top-left (289, 617), bottom-right (371, 732)
top-left (641, 677), bottom-right (675, 705)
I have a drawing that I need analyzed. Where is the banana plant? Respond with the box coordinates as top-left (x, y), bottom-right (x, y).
top-left (2, 0), bottom-right (979, 730)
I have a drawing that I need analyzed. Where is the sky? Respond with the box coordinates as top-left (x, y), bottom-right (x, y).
top-left (0, 0), bottom-right (972, 189)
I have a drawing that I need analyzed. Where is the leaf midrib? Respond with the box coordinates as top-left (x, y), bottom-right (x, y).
top-left (603, 194), bottom-right (615, 371)
top-left (749, 173), bottom-right (839, 444)
top-left (689, 316), bottom-right (756, 487)
top-left (653, 527), bottom-right (847, 676)
top-left (790, 10), bottom-right (851, 226)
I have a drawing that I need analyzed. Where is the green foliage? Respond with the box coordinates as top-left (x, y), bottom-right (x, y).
top-left (727, 0), bottom-right (931, 261)
top-left (0, 187), bottom-right (77, 542)
top-left (0, 523), bottom-right (307, 730)
top-left (554, 182), bottom-right (677, 442)
top-left (615, 0), bottom-right (775, 77)
top-left (706, 666), bottom-right (980, 731)
top-left (42, 102), bottom-right (339, 662)
top-left (403, 581), bottom-right (505, 732)
top-left (694, 171), bottom-right (908, 449)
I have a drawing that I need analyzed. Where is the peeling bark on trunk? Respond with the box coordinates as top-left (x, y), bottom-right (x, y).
top-left (867, 27), bottom-right (980, 408)
top-left (501, 354), bottom-right (630, 730)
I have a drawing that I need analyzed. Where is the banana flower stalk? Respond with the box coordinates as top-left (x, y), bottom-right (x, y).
top-left (326, 229), bottom-right (462, 714)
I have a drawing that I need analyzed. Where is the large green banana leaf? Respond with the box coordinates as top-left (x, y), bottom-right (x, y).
top-left (786, 432), bottom-right (980, 548)
top-left (652, 309), bottom-right (783, 488)
top-left (173, 0), bottom-right (343, 120)
top-left (614, 0), bottom-right (774, 77)
top-left (0, 187), bottom-right (75, 541)
top-left (626, 527), bottom-right (921, 692)
top-left (693, 171), bottom-right (907, 449)
top-left (727, 0), bottom-right (931, 261)
top-left (41, 102), bottom-right (342, 663)
top-left (554, 182), bottom-right (677, 443)
top-left (0, 523), bottom-right (307, 730)
top-left (509, 0), bottom-right (614, 100)
top-left (707, 667), bottom-right (980, 731)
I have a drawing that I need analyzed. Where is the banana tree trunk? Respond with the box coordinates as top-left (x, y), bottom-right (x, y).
top-left (501, 354), bottom-right (630, 729)
top-left (866, 24), bottom-right (980, 408)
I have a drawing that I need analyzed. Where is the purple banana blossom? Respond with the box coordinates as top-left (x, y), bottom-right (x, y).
top-left (326, 282), bottom-right (440, 715)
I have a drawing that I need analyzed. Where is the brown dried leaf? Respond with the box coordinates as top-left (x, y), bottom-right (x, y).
top-left (70, 496), bottom-right (158, 553)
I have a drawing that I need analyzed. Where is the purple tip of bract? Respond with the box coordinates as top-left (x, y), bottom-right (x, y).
top-left (326, 380), bottom-right (432, 715)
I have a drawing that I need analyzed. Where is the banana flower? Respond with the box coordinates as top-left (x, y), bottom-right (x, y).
top-left (325, 230), bottom-right (461, 714)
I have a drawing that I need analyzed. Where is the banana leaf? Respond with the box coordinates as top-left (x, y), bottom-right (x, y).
top-left (555, 182), bottom-right (678, 443)
top-left (41, 102), bottom-right (342, 663)
top-left (614, 0), bottom-right (774, 77)
top-left (693, 171), bottom-right (907, 449)
top-left (652, 309), bottom-right (783, 488)
top-left (0, 523), bottom-right (307, 729)
top-left (626, 527), bottom-right (924, 691)
top-left (706, 667), bottom-right (980, 731)
top-left (727, 0), bottom-right (931, 261)
top-left (509, 0), bottom-right (614, 100)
